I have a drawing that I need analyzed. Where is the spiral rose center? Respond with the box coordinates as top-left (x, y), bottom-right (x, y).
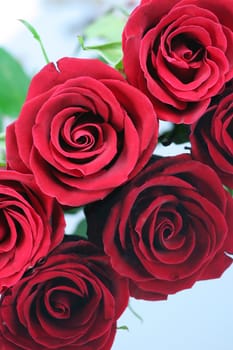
top-left (61, 113), bottom-right (103, 152)
top-left (171, 35), bottom-right (203, 63)
top-left (163, 227), bottom-right (172, 239)
top-left (72, 125), bottom-right (98, 150)
top-left (77, 135), bottom-right (89, 145)
top-left (48, 290), bottom-right (75, 319)
top-left (156, 221), bottom-right (175, 249)
top-left (153, 206), bottom-right (186, 252)
top-left (163, 33), bottom-right (205, 83)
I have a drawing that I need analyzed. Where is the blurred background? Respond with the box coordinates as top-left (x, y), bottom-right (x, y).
top-left (0, 1), bottom-right (233, 349)
top-left (0, 0), bottom-right (139, 74)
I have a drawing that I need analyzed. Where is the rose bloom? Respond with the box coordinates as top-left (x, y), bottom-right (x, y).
top-left (6, 57), bottom-right (158, 206)
top-left (0, 238), bottom-right (129, 350)
top-left (122, 0), bottom-right (233, 124)
top-left (0, 169), bottom-right (65, 291)
top-left (190, 86), bottom-right (233, 188)
top-left (86, 154), bottom-right (233, 300)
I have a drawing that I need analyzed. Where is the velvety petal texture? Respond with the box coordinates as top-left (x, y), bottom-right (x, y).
top-left (190, 84), bottom-right (233, 188)
top-left (122, 0), bottom-right (233, 123)
top-left (0, 169), bottom-right (65, 291)
top-left (85, 154), bottom-right (233, 300)
top-left (0, 238), bottom-right (129, 350)
top-left (6, 57), bottom-right (158, 206)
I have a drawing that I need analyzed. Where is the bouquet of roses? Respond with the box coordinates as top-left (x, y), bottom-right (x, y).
top-left (0, 0), bottom-right (233, 349)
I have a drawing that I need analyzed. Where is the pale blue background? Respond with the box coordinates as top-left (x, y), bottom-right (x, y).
top-left (1, 1), bottom-right (232, 349)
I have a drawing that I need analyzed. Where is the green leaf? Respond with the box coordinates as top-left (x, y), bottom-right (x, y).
top-left (18, 19), bottom-right (50, 64)
top-left (73, 217), bottom-right (88, 240)
top-left (117, 325), bottom-right (129, 331)
top-left (83, 12), bottom-right (126, 43)
top-left (0, 47), bottom-right (30, 119)
top-left (115, 58), bottom-right (124, 72)
top-left (0, 132), bottom-right (5, 146)
top-left (64, 206), bottom-right (83, 215)
top-left (78, 36), bottom-right (122, 67)
top-left (224, 186), bottom-right (233, 197)
top-left (158, 124), bottom-right (190, 145)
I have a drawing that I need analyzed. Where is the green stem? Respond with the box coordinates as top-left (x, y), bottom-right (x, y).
top-left (128, 301), bottom-right (143, 323)
top-left (116, 6), bottom-right (130, 16)
top-left (19, 19), bottom-right (50, 64)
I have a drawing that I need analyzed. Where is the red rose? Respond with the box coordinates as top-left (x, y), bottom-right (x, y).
top-left (6, 57), bottom-right (158, 206)
top-left (0, 169), bottom-right (65, 291)
top-left (0, 238), bottom-right (129, 350)
top-left (122, 0), bottom-right (233, 124)
top-left (190, 86), bottom-right (233, 188)
top-left (86, 155), bottom-right (233, 300)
